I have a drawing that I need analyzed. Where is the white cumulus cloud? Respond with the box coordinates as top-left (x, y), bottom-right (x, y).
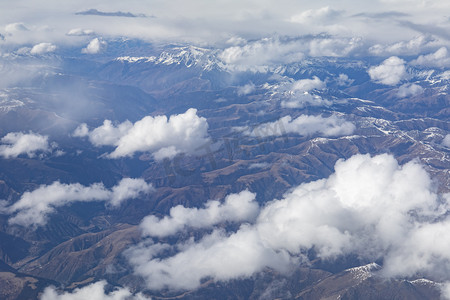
top-left (4, 178), bottom-right (153, 227)
top-left (246, 114), bottom-right (355, 138)
top-left (248, 162), bottom-right (270, 169)
top-left (410, 47), bottom-right (450, 68)
top-left (280, 92), bottom-right (331, 108)
top-left (72, 123), bottom-right (89, 138)
top-left (369, 35), bottom-right (438, 56)
top-left (126, 154), bottom-right (450, 291)
top-left (82, 120), bottom-right (133, 147)
top-left (289, 6), bottom-right (341, 25)
top-left (308, 36), bottom-right (362, 57)
top-left (66, 28), bottom-right (95, 36)
top-left (291, 76), bottom-right (325, 92)
top-left (126, 228), bottom-right (292, 291)
top-left (396, 83), bottom-right (423, 98)
top-left (110, 178), bottom-right (154, 207)
top-left (4, 22), bottom-right (29, 34)
top-left (336, 73), bottom-right (354, 86)
top-left (41, 280), bottom-right (149, 300)
top-left (368, 56), bottom-right (406, 85)
top-left (82, 38), bottom-right (107, 54)
top-left (237, 83), bottom-right (256, 96)
top-left (140, 190), bottom-right (259, 238)
top-left (73, 108), bottom-right (211, 160)
top-left (0, 132), bottom-right (50, 158)
top-left (275, 76), bottom-right (330, 108)
top-left (30, 42), bottom-right (56, 54)
top-left (218, 37), bottom-right (305, 71)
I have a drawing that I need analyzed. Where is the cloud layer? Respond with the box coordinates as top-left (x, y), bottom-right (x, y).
top-left (73, 108), bottom-right (211, 160)
top-left (1, 0), bottom-right (450, 59)
top-left (0, 132), bottom-right (51, 158)
top-left (126, 154), bottom-right (450, 291)
top-left (218, 36), bottom-right (362, 71)
top-left (3, 178), bottom-right (153, 227)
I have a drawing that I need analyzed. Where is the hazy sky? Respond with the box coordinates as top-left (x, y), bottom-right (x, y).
top-left (1, 0), bottom-right (450, 50)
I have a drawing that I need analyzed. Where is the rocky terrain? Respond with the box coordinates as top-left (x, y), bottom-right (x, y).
top-left (0, 43), bottom-right (449, 299)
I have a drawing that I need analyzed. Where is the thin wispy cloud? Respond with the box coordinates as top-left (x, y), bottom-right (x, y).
top-left (2, 178), bottom-right (153, 227)
top-left (244, 114), bottom-right (355, 138)
top-left (352, 11), bottom-right (409, 19)
top-left (75, 9), bottom-right (148, 18)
